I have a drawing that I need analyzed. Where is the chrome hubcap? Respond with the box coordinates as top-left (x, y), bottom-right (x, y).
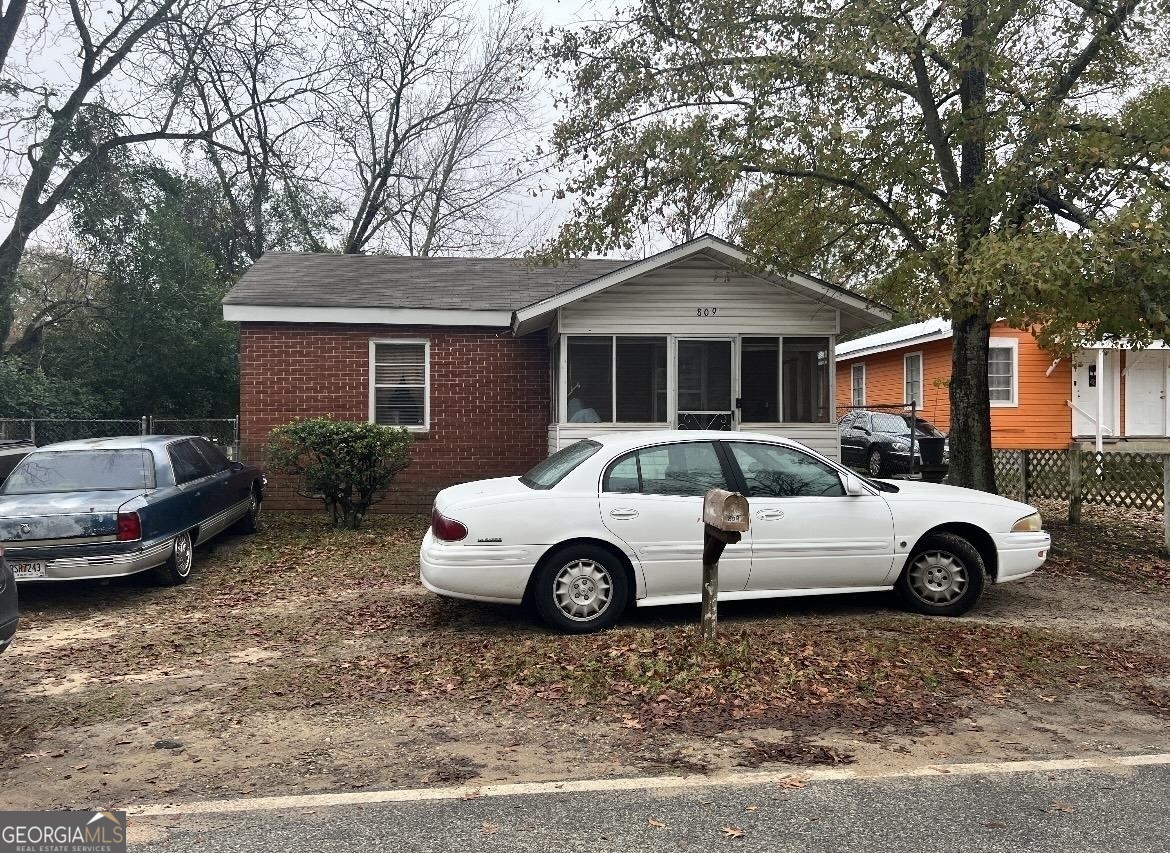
top-left (908, 550), bottom-right (967, 604)
top-left (553, 559), bottom-right (613, 621)
top-left (869, 452), bottom-right (881, 475)
top-left (174, 534), bottom-right (193, 577)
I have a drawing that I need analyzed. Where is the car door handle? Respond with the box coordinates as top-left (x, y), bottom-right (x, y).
top-left (609, 508), bottom-right (639, 520)
top-left (756, 509), bottom-right (785, 521)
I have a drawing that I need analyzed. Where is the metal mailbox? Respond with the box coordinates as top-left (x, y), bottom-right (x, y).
top-left (702, 488), bottom-right (750, 533)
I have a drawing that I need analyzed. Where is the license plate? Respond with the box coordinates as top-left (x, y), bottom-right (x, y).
top-left (11, 561), bottom-right (46, 580)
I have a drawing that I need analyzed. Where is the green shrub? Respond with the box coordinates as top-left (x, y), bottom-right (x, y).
top-left (266, 417), bottom-right (413, 529)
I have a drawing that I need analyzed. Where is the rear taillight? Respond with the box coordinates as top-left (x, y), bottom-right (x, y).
top-left (117, 512), bottom-right (142, 542)
top-left (431, 508), bottom-right (467, 542)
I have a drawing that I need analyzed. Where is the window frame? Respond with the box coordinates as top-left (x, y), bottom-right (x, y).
top-left (851, 362), bottom-right (866, 407)
top-left (903, 351), bottom-right (924, 407)
top-left (368, 338), bottom-right (430, 432)
top-left (722, 439), bottom-right (847, 499)
top-left (168, 439), bottom-right (214, 485)
top-left (988, 337), bottom-right (1019, 408)
top-left (565, 334), bottom-right (669, 425)
top-left (601, 440), bottom-right (734, 497)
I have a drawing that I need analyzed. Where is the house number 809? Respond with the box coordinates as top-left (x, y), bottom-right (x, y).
top-left (696, 307), bottom-right (718, 317)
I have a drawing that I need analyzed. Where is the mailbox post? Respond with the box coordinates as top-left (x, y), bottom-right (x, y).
top-left (701, 488), bottom-right (750, 641)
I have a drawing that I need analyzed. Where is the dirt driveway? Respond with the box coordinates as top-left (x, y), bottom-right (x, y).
top-left (1, 504), bottom-right (1168, 811)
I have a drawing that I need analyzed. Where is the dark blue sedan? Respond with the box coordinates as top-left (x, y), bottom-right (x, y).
top-left (0, 435), bottom-right (264, 585)
top-left (0, 547), bottom-right (16, 652)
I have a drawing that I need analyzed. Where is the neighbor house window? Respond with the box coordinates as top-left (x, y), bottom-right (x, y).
top-left (904, 352), bottom-right (923, 407)
top-left (370, 340), bottom-right (428, 428)
top-left (988, 339), bottom-right (1018, 406)
top-left (851, 363), bottom-right (866, 407)
top-left (565, 336), bottom-right (667, 423)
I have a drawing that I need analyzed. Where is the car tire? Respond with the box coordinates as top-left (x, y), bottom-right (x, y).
top-left (231, 486), bottom-right (261, 535)
top-left (867, 447), bottom-right (885, 477)
top-left (533, 545), bottom-right (629, 634)
top-left (154, 530), bottom-right (194, 586)
top-left (895, 532), bottom-right (986, 617)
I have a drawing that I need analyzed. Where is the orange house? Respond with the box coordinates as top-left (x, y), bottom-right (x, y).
top-left (834, 319), bottom-right (1170, 449)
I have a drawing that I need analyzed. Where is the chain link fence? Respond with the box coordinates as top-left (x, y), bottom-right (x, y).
top-left (0, 417), bottom-right (240, 459)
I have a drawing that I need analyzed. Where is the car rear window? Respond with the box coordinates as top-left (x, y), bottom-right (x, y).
top-left (520, 441), bottom-right (601, 490)
top-left (1, 449), bottom-right (154, 493)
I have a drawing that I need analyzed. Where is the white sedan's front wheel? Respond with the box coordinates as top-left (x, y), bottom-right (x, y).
top-left (895, 533), bottom-right (986, 616)
top-left (534, 545), bottom-right (629, 634)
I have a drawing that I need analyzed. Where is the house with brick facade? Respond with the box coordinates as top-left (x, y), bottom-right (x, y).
top-left (223, 235), bottom-right (891, 510)
top-left (835, 319), bottom-right (1170, 451)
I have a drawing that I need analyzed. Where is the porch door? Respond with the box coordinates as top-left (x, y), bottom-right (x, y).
top-left (1072, 351), bottom-right (1119, 438)
top-left (676, 339), bottom-right (734, 430)
top-left (1125, 351), bottom-right (1169, 436)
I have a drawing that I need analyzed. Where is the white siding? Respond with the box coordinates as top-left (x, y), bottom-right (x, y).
top-left (558, 260), bottom-right (840, 336)
top-left (547, 423), bottom-right (841, 461)
top-left (737, 424), bottom-right (841, 459)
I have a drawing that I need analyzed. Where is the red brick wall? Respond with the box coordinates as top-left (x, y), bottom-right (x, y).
top-left (239, 323), bottom-right (551, 512)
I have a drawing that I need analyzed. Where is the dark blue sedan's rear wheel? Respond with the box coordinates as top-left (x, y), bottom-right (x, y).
top-left (154, 530), bottom-right (194, 586)
top-left (231, 486), bottom-right (261, 535)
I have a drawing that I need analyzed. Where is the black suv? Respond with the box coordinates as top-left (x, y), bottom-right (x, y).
top-left (839, 410), bottom-right (949, 481)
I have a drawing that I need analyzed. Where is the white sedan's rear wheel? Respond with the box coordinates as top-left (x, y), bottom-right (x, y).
top-left (896, 533), bottom-right (985, 616)
top-left (534, 545), bottom-right (628, 634)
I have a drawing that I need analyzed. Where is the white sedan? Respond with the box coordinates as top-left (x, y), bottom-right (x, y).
top-left (420, 431), bottom-right (1050, 633)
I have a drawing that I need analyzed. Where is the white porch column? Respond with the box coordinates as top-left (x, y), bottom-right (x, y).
top-left (1096, 348), bottom-right (1105, 454)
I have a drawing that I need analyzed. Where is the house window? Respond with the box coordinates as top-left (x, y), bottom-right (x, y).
top-left (904, 353), bottom-right (923, 407)
top-left (741, 338), bottom-right (779, 421)
top-left (370, 340), bottom-right (428, 428)
top-left (783, 337), bottom-right (831, 422)
top-left (851, 363), bottom-right (866, 407)
top-left (739, 336), bottom-right (831, 423)
top-left (988, 339), bottom-right (1018, 406)
top-left (566, 336), bottom-right (667, 423)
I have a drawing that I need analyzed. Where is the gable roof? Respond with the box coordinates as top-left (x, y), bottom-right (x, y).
top-left (835, 318), bottom-right (953, 360)
top-left (510, 234), bottom-right (891, 336)
top-left (222, 236), bottom-right (892, 333)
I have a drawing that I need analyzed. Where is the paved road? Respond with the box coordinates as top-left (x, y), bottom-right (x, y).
top-left (130, 763), bottom-right (1169, 852)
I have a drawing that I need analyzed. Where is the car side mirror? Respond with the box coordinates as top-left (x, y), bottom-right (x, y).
top-left (230, 461), bottom-right (244, 472)
top-left (843, 473), bottom-right (868, 496)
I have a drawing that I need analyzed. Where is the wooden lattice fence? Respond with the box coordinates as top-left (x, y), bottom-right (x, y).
top-left (993, 448), bottom-right (1166, 512)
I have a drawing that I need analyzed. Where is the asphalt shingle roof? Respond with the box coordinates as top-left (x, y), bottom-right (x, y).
top-left (222, 253), bottom-right (632, 311)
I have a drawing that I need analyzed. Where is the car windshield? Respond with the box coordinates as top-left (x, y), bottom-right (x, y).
top-left (520, 440), bottom-right (601, 490)
top-left (1, 449), bottom-right (154, 494)
top-left (871, 413), bottom-right (942, 436)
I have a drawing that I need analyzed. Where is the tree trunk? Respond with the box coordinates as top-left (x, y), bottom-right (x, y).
top-left (0, 230), bottom-right (30, 349)
top-left (947, 1), bottom-right (996, 493)
top-left (948, 307), bottom-right (997, 492)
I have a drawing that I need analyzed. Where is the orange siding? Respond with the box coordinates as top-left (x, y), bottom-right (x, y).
top-left (837, 324), bottom-right (1073, 449)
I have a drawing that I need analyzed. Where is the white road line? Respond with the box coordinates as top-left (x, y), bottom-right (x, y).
top-left (126, 752), bottom-right (1170, 818)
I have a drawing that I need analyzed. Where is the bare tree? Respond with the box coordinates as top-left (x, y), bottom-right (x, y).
top-left (184, 1), bottom-right (340, 268)
top-left (329, 0), bottom-right (538, 256)
top-left (0, 0), bottom-right (282, 353)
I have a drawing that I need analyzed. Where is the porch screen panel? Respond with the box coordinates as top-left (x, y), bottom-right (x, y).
top-left (615, 337), bottom-right (667, 422)
top-left (741, 338), bottom-right (780, 421)
top-left (567, 337), bottom-right (613, 422)
top-left (373, 342), bottom-right (426, 426)
top-left (782, 337), bottom-right (831, 423)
